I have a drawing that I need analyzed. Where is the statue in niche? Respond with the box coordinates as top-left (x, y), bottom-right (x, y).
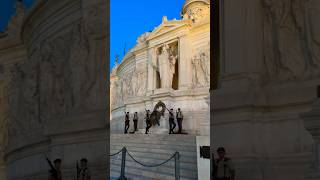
top-left (157, 44), bottom-right (177, 89)
top-left (261, 0), bottom-right (319, 81)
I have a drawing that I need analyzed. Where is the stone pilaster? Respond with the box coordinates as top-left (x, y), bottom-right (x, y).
top-left (178, 35), bottom-right (192, 90)
top-left (301, 99), bottom-right (320, 180)
top-left (146, 47), bottom-right (156, 96)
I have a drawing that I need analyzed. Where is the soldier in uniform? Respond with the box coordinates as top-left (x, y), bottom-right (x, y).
top-left (176, 108), bottom-right (184, 134)
top-left (168, 108), bottom-right (176, 134)
top-left (145, 110), bottom-right (152, 134)
top-left (124, 112), bottom-right (130, 134)
top-left (133, 112), bottom-right (138, 132)
top-left (48, 159), bottom-right (62, 180)
top-left (213, 147), bottom-right (235, 180)
top-left (78, 158), bottom-right (91, 180)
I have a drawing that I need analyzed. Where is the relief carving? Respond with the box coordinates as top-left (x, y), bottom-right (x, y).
top-left (7, 19), bottom-right (97, 132)
top-left (261, 0), bottom-right (320, 82)
top-left (191, 46), bottom-right (210, 88)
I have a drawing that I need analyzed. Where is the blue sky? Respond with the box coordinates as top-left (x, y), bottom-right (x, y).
top-left (110, 0), bottom-right (186, 70)
top-left (0, 0), bottom-right (34, 31)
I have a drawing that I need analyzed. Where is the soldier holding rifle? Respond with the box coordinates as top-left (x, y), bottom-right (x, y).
top-left (47, 158), bottom-right (62, 180)
top-left (176, 108), bottom-right (184, 134)
top-left (145, 109), bottom-right (151, 134)
top-left (124, 112), bottom-right (130, 134)
top-left (168, 108), bottom-right (176, 134)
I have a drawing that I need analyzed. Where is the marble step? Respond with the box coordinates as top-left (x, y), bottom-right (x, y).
top-left (111, 133), bottom-right (196, 141)
top-left (111, 138), bottom-right (196, 146)
top-left (110, 134), bottom-right (197, 179)
top-left (110, 143), bottom-right (197, 153)
top-left (110, 163), bottom-right (197, 180)
top-left (110, 156), bottom-right (197, 171)
top-left (110, 147), bottom-right (196, 160)
top-left (109, 149), bottom-right (196, 163)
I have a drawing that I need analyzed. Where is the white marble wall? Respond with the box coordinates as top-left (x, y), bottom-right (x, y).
top-left (212, 0), bottom-right (320, 179)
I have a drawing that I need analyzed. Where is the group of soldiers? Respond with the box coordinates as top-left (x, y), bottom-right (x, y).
top-left (48, 158), bottom-right (91, 180)
top-left (124, 108), bottom-right (184, 134)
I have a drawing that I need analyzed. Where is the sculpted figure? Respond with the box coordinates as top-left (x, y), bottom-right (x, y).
top-left (157, 44), bottom-right (175, 89)
top-left (7, 64), bottom-right (24, 136)
top-left (261, 0), bottom-right (316, 80)
top-left (192, 50), bottom-right (209, 87)
top-left (169, 46), bottom-right (178, 80)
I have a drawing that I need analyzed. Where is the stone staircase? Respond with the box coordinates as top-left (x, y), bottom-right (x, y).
top-left (110, 133), bottom-right (198, 180)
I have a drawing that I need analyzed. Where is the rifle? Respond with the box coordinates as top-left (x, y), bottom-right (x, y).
top-left (76, 161), bottom-right (80, 180)
top-left (45, 156), bottom-right (58, 180)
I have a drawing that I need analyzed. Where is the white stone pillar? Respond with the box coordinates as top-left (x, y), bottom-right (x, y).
top-left (146, 47), bottom-right (156, 95)
top-left (178, 35), bottom-right (192, 90)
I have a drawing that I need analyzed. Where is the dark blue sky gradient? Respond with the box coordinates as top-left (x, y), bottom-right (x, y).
top-left (110, 0), bottom-right (186, 70)
top-left (0, 0), bottom-right (34, 31)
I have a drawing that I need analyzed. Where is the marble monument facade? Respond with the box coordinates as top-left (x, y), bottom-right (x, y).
top-left (110, 0), bottom-right (210, 135)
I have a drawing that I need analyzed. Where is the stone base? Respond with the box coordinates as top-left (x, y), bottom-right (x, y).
top-left (305, 170), bottom-right (320, 180)
top-left (196, 136), bottom-right (210, 180)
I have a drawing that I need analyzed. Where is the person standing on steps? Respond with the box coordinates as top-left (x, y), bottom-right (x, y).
top-left (124, 112), bottom-right (130, 134)
top-left (133, 112), bottom-right (138, 132)
top-left (214, 147), bottom-right (235, 180)
top-left (176, 108), bottom-right (184, 134)
top-left (168, 108), bottom-right (176, 134)
top-left (145, 110), bottom-right (152, 134)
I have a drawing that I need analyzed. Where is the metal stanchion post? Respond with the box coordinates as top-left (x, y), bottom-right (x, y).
top-left (119, 147), bottom-right (127, 180)
top-left (175, 152), bottom-right (180, 180)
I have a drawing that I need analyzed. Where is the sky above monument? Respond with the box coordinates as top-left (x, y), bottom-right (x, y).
top-left (110, 0), bottom-right (186, 70)
top-left (0, 0), bottom-right (34, 31)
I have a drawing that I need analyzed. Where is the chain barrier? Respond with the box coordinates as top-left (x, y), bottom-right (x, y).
top-left (126, 150), bottom-right (177, 168)
top-left (109, 147), bottom-right (180, 180)
top-left (109, 148), bottom-right (123, 157)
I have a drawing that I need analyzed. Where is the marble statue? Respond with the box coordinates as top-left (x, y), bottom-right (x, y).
top-left (157, 44), bottom-right (177, 89)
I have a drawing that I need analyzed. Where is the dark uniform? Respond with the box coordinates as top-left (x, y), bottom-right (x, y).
top-left (145, 110), bottom-right (151, 134)
top-left (133, 112), bottom-right (138, 131)
top-left (214, 147), bottom-right (235, 180)
top-left (78, 158), bottom-right (91, 180)
top-left (48, 159), bottom-right (62, 180)
top-left (176, 108), bottom-right (183, 134)
top-left (169, 109), bottom-right (176, 134)
top-left (124, 112), bottom-right (130, 134)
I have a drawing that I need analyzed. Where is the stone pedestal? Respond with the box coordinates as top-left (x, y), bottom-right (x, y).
top-left (301, 99), bottom-right (320, 180)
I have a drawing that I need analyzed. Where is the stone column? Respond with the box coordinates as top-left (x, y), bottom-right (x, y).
top-left (178, 35), bottom-right (192, 90)
top-left (146, 47), bottom-right (155, 96)
top-left (301, 99), bottom-right (320, 179)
